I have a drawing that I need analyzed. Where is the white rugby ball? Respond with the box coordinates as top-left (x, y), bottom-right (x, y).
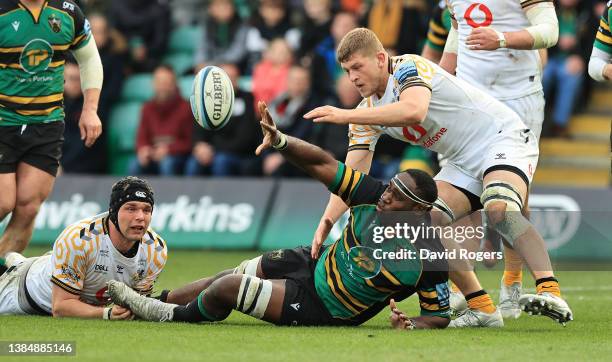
top-left (190, 66), bottom-right (235, 131)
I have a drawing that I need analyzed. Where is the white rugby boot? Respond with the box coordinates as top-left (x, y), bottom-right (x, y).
top-left (498, 278), bottom-right (522, 319)
top-left (519, 293), bottom-right (573, 326)
top-left (107, 280), bottom-right (177, 322)
top-left (448, 308), bottom-right (504, 328)
top-left (449, 290), bottom-right (468, 316)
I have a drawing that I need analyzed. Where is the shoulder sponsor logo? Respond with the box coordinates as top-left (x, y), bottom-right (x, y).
top-left (63, 1), bottom-right (75, 11)
top-left (11, 21), bottom-right (20, 31)
top-left (60, 265), bottom-right (81, 283)
top-left (394, 60), bottom-right (419, 84)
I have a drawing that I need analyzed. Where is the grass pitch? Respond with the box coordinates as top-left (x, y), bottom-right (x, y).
top-left (1, 246), bottom-right (611, 362)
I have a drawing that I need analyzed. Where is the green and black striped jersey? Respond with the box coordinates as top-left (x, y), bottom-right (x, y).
top-left (0, 0), bottom-right (91, 126)
top-left (426, 1), bottom-right (452, 52)
top-left (594, 1), bottom-right (612, 55)
top-left (313, 162), bottom-right (450, 324)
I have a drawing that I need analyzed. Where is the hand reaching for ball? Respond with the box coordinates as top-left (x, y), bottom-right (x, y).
top-left (255, 101), bottom-right (281, 155)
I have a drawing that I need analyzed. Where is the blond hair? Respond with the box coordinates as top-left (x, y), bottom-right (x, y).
top-left (336, 28), bottom-right (384, 63)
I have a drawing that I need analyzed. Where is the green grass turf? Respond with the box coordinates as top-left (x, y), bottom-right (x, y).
top-left (1, 246), bottom-right (611, 362)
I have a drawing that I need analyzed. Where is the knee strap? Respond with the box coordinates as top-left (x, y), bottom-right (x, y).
top-left (236, 275), bottom-right (273, 319)
top-left (480, 181), bottom-right (529, 244)
top-left (233, 256), bottom-right (261, 276)
top-left (433, 197), bottom-right (456, 224)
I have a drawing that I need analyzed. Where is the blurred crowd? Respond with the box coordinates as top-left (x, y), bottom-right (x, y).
top-left (61, 0), bottom-right (608, 178)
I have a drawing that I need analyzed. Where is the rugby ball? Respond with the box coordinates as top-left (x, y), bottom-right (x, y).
top-left (190, 66), bottom-right (235, 131)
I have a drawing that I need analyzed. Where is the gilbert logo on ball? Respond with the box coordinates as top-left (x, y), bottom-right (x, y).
top-left (190, 66), bottom-right (235, 131)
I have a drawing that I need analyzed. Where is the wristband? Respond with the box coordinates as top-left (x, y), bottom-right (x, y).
top-left (273, 132), bottom-right (288, 150)
top-left (495, 30), bottom-right (507, 49)
top-left (103, 307), bottom-right (112, 320)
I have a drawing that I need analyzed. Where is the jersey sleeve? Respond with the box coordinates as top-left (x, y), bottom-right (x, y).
top-left (136, 231), bottom-right (169, 295)
top-left (520, 0), bottom-right (554, 9)
top-left (594, 3), bottom-right (612, 54)
top-left (50, 224), bottom-right (92, 295)
top-left (415, 270), bottom-right (451, 318)
top-left (328, 162), bottom-right (386, 207)
top-left (426, 2), bottom-right (451, 52)
top-left (393, 56), bottom-right (434, 93)
top-left (69, 2), bottom-right (92, 50)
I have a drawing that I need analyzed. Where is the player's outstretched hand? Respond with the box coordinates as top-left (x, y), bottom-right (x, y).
top-left (79, 109), bottom-right (102, 148)
top-left (304, 106), bottom-right (350, 124)
top-left (111, 305), bottom-right (134, 320)
top-left (389, 299), bottom-right (414, 330)
top-left (256, 101), bottom-right (280, 156)
top-left (466, 27), bottom-right (501, 51)
top-left (311, 216), bottom-right (334, 259)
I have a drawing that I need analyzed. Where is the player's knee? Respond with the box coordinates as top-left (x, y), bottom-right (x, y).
top-left (233, 256), bottom-right (262, 276)
top-left (481, 181), bottom-right (530, 244)
top-left (234, 275), bottom-right (273, 319)
top-left (207, 274), bottom-right (244, 306)
top-left (14, 199), bottom-right (42, 220)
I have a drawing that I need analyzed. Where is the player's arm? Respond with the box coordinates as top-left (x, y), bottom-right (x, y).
top-left (439, 1), bottom-right (458, 74)
top-left (51, 285), bottom-right (131, 320)
top-left (467, 1), bottom-right (558, 51)
top-left (305, 87), bottom-right (431, 127)
top-left (422, 4), bottom-right (450, 64)
top-left (589, 5), bottom-right (612, 82)
top-left (256, 102), bottom-right (339, 186)
top-left (389, 299), bottom-right (450, 329)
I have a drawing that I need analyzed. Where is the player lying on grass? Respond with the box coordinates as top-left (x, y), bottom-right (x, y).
top-left (107, 101), bottom-right (450, 329)
top-left (304, 28), bottom-right (572, 327)
top-left (0, 177), bottom-right (167, 319)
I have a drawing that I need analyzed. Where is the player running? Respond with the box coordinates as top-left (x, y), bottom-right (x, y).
top-left (0, 177), bottom-right (167, 319)
top-left (304, 28), bottom-right (572, 327)
top-left (438, 0), bottom-right (559, 319)
top-left (0, 0), bottom-right (103, 265)
top-left (588, 1), bottom-right (612, 82)
top-left (107, 102), bottom-right (451, 330)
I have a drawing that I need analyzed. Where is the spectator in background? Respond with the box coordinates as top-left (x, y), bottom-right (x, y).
top-left (194, 0), bottom-right (249, 72)
top-left (365, 0), bottom-right (429, 56)
top-left (252, 38), bottom-right (293, 107)
top-left (246, 0), bottom-right (301, 71)
top-left (263, 66), bottom-right (319, 177)
top-left (314, 12), bottom-right (358, 84)
top-left (108, 0), bottom-right (171, 73)
top-left (543, 0), bottom-right (594, 138)
top-left (186, 64), bottom-right (262, 176)
top-left (130, 65), bottom-right (193, 176)
top-left (89, 14), bottom-right (126, 122)
top-left (61, 62), bottom-right (107, 174)
top-left (311, 74), bottom-right (359, 161)
top-left (297, 0), bottom-right (334, 58)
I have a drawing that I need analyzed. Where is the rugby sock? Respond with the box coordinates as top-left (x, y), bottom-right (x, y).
top-left (450, 282), bottom-right (461, 293)
top-left (465, 290), bottom-right (496, 314)
top-left (502, 248), bottom-right (523, 286)
top-left (172, 291), bottom-right (223, 323)
top-left (536, 277), bottom-right (561, 297)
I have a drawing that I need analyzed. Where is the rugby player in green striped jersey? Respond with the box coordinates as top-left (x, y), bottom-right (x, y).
top-left (588, 1), bottom-right (612, 82)
top-left (106, 101), bottom-right (451, 330)
top-left (0, 0), bottom-right (103, 262)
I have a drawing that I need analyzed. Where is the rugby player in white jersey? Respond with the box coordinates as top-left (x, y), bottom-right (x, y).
top-left (439, 0), bottom-right (559, 319)
top-left (0, 176), bottom-right (167, 319)
top-left (305, 28), bottom-right (572, 327)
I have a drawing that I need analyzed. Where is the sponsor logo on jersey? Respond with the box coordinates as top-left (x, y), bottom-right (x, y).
top-left (94, 264), bottom-right (108, 273)
top-left (99, 249), bottom-right (109, 257)
top-left (11, 21), bottom-right (20, 31)
top-left (464, 3), bottom-right (493, 28)
top-left (421, 127), bottom-right (447, 148)
top-left (63, 1), bottom-right (75, 11)
top-left (494, 153), bottom-right (506, 160)
top-left (116, 265), bottom-right (124, 274)
top-left (19, 39), bottom-right (54, 74)
top-left (48, 14), bottom-right (62, 33)
top-left (61, 265), bottom-right (81, 283)
top-left (394, 60), bottom-right (419, 84)
top-left (269, 249), bottom-right (284, 260)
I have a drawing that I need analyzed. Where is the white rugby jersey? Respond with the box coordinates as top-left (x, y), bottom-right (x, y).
top-left (446, 0), bottom-right (547, 100)
top-left (348, 54), bottom-right (527, 178)
top-left (25, 213), bottom-right (168, 314)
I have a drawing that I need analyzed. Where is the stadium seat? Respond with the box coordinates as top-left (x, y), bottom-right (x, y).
top-left (107, 102), bottom-right (143, 175)
top-left (163, 53), bottom-right (194, 76)
top-left (179, 75), bottom-right (195, 100)
top-left (168, 25), bottom-right (201, 55)
top-left (120, 74), bottom-right (154, 102)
